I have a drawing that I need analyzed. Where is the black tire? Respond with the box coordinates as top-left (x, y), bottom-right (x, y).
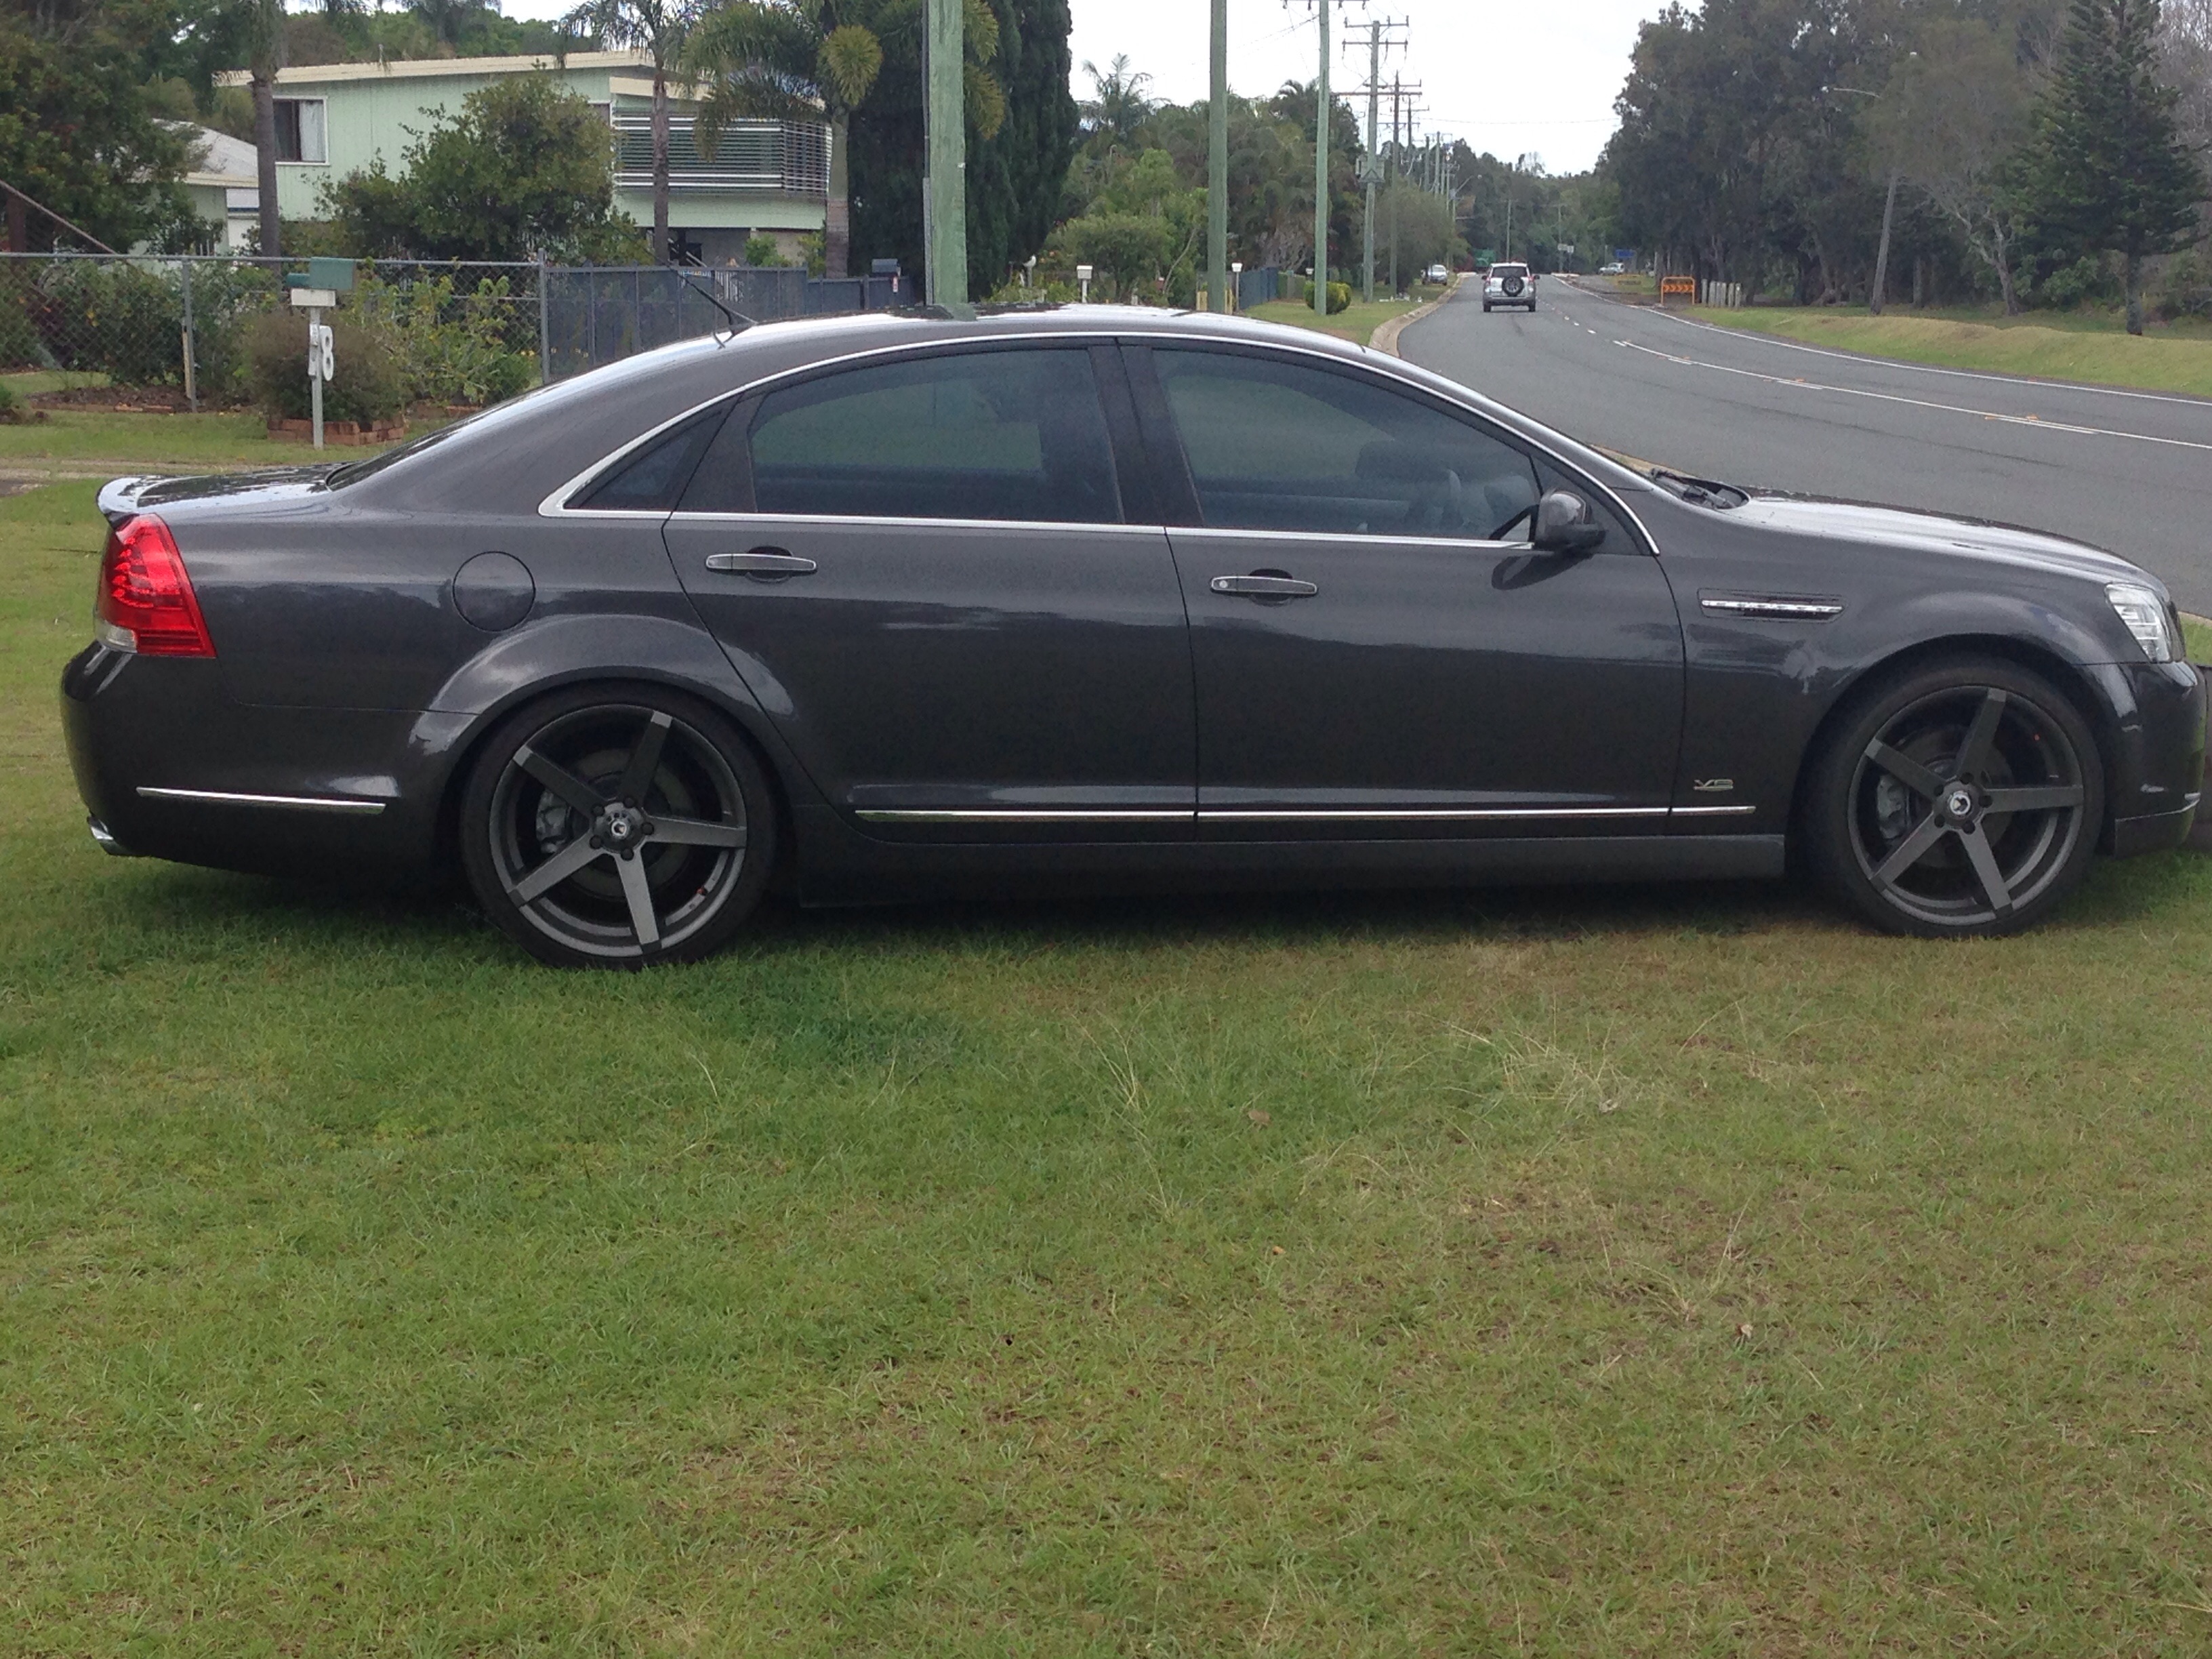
top-left (459, 684), bottom-right (778, 968)
top-left (1803, 656), bottom-right (2104, 938)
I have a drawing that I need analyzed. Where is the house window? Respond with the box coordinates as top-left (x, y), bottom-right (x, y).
top-left (273, 98), bottom-right (327, 164)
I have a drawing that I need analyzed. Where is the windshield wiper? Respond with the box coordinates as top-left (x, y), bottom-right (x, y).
top-left (1647, 468), bottom-right (1748, 509)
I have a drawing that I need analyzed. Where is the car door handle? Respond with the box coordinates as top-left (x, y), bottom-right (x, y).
top-left (703, 548), bottom-right (817, 577)
top-left (1210, 574), bottom-right (1318, 598)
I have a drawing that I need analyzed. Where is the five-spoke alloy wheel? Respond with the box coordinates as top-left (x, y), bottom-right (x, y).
top-left (1806, 657), bottom-right (2104, 937)
top-left (461, 687), bottom-right (777, 967)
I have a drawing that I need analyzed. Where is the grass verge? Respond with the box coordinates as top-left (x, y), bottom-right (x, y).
top-left (0, 409), bottom-right (413, 477)
top-left (1687, 305), bottom-right (2212, 398)
top-left (5, 478), bottom-right (2212, 1653)
top-left (1247, 294), bottom-right (1430, 347)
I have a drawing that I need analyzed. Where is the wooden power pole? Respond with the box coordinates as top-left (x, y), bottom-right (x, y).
top-left (923, 0), bottom-right (968, 313)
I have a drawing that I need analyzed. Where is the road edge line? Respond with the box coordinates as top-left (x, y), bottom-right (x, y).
top-left (1373, 273), bottom-right (1465, 358)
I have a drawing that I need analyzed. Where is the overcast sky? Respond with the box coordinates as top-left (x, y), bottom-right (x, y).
top-left (491, 0), bottom-right (1657, 175)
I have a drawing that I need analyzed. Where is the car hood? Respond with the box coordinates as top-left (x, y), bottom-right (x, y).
top-left (1731, 493), bottom-right (2157, 593)
top-left (98, 468), bottom-right (336, 525)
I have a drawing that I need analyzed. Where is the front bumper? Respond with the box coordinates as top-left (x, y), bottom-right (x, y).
top-left (2097, 658), bottom-right (2207, 858)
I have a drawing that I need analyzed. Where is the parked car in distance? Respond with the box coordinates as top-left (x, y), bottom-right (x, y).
top-left (66, 306), bottom-right (2206, 966)
top-left (1423, 263), bottom-right (1452, 285)
top-left (1484, 263), bottom-right (1536, 312)
top-left (1599, 261), bottom-right (1626, 275)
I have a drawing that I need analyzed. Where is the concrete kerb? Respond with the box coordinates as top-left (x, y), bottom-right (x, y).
top-left (1371, 272), bottom-right (1464, 358)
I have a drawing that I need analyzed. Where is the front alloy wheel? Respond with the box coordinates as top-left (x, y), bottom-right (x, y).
top-left (1807, 659), bottom-right (2104, 937)
top-left (461, 688), bottom-right (776, 966)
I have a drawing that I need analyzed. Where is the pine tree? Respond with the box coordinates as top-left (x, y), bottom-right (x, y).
top-left (2026, 0), bottom-right (2203, 333)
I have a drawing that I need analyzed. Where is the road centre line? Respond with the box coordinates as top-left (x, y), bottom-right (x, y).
top-left (1605, 290), bottom-right (2212, 411)
top-left (1611, 338), bottom-right (2212, 455)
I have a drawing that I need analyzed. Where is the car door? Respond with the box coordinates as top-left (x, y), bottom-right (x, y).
top-left (1127, 342), bottom-right (1685, 837)
top-left (660, 342), bottom-right (1195, 838)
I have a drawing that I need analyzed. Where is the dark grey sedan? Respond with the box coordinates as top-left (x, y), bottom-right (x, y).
top-left (64, 308), bottom-right (2205, 965)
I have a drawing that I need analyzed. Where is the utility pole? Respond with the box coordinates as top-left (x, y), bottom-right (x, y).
top-left (923, 0), bottom-right (968, 314)
top-left (1289, 0), bottom-right (1366, 318)
top-left (1208, 0), bottom-right (1228, 314)
top-left (1350, 17), bottom-right (1405, 305)
top-left (1383, 73), bottom-right (1420, 296)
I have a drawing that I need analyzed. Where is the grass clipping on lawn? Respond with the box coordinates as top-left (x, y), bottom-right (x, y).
top-left (1694, 307), bottom-right (2212, 398)
top-left (5, 478), bottom-right (2212, 1654)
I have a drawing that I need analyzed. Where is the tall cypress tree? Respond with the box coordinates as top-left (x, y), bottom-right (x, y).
top-left (2026, 0), bottom-right (2202, 333)
top-left (848, 0), bottom-right (1076, 299)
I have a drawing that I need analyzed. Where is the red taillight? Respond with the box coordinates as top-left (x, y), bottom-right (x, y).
top-left (96, 514), bottom-right (214, 657)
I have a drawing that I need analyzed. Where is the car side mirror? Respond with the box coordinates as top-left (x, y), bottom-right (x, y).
top-left (1531, 489), bottom-right (1604, 553)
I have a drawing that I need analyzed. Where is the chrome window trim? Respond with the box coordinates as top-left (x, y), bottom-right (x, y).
top-left (534, 327), bottom-right (1660, 551)
top-left (1171, 525), bottom-right (1534, 554)
top-left (138, 786), bottom-right (388, 815)
top-left (673, 512), bottom-right (1167, 537)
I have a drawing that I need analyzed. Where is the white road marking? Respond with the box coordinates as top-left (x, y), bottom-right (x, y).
top-left (1614, 338), bottom-right (2212, 455)
top-left (1611, 293), bottom-right (2212, 410)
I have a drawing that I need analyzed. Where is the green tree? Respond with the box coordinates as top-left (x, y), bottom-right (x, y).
top-left (685, 1), bottom-right (886, 279)
top-left (834, 0), bottom-right (1074, 300)
top-left (319, 75), bottom-right (647, 261)
top-left (561, 0), bottom-right (701, 262)
top-left (0, 0), bottom-right (193, 251)
top-left (2025, 0), bottom-right (2203, 331)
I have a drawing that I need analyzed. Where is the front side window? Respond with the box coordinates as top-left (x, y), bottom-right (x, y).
top-left (746, 348), bottom-right (1122, 524)
top-left (1153, 348), bottom-right (1539, 540)
top-left (273, 98), bottom-right (327, 164)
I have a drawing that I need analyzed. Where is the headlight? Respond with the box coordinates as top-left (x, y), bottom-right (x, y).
top-left (2106, 582), bottom-right (2175, 663)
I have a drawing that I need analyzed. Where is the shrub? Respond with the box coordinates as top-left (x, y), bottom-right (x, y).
top-left (1326, 281), bottom-right (1353, 314)
top-left (34, 261), bottom-right (186, 384)
top-left (0, 378), bottom-right (18, 423)
top-left (353, 272), bottom-right (539, 407)
top-left (245, 311), bottom-right (407, 426)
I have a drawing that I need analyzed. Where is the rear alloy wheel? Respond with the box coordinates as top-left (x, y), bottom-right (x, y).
top-left (460, 687), bottom-right (776, 967)
top-left (1805, 658), bottom-right (2103, 937)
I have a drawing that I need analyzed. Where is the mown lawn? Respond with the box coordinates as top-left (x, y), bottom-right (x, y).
top-left (0, 408), bottom-right (403, 474)
top-left (4, 478), bottom-right (2212, 1654)
top-left (1682, 304), bottom-right (2212, 399)
top-left (1248, 292), bottom-right (1439, 348)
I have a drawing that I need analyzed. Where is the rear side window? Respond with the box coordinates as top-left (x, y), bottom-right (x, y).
top-left (573, 405), bottom-right (728, 511)
top-left (1151, 348), bottom-right (1539, 540)
top-left (743, 348), bottom-right (1122, 524)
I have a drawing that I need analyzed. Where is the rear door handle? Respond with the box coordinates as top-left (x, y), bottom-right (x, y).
top-left (704, 548), bottom-right (817, 578)
top-left (1210, 574), bottom-right (1317, 598)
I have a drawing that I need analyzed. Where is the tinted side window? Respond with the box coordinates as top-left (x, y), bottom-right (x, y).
top-left (747, 349), bottom-right (1122, 524)
top-left (1153, 349), bottom-right (1539, 539)
top-left (575, 405), bottom-right (728, 511)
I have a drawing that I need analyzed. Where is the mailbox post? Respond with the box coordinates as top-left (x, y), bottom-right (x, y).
top-left (284, 258), bottom-right (356, 451)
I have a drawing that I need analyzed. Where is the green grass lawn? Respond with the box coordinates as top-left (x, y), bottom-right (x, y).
top-left (1247, 293), bottom-right (1434, 347)
top-left (0, 408), bottom-right (407, 474)
top-left (5, 477), bottom-right (2212, 1654)
top-left (1685, 305), bottom-right (2212, 398)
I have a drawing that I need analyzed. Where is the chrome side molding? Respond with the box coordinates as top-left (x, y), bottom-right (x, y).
top-left (136, 787), bottom-right (388, 815)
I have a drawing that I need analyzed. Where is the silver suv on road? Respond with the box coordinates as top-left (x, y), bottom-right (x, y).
top-left (1483, 262), bottom-right (1535, 312)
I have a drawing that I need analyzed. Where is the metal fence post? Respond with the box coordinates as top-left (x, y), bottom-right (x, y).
top-left (536, 257), bottom-right (550, 386)
top-left (179, 256), bottom-right (198, 413)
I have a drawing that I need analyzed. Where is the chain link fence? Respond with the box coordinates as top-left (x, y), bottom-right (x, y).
top-left (0, 253), bottom-right (905, 415)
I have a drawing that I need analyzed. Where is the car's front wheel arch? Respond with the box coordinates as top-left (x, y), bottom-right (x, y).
top-left (1785, 634), bottom-right (2121, 855)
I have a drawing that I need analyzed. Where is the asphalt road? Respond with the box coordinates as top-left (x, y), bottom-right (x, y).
top-left (1399, 279), bottom-right (2212, 614)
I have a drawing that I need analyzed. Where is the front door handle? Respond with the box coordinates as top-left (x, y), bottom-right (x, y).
top-left (703, 548), bottom-right (818, 578)
top-left (1210, 573), bottom-right (1318, 599)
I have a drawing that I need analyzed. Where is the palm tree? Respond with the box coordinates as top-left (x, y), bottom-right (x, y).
top-left (686, 2), bottom-right (882, 279)
top-left (686, 0), bottom-right (1005, 281)
top-left (232, 0), bottom-right (287, 259)
top-left (562, 0), bottom-right (701, 262)
top-left (1080, 53), bottom-right (1153, 149)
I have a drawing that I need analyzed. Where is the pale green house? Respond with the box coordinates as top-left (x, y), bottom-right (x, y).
top-left (216, 49), bottom-right (828, 264)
